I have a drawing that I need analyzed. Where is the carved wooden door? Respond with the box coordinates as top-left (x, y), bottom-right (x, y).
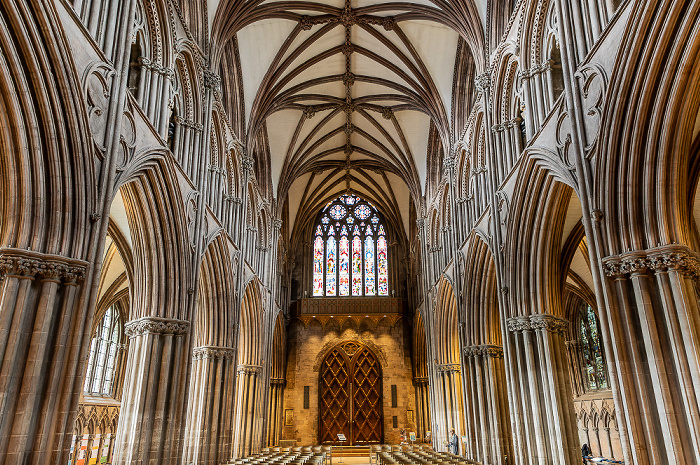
top-left (319, 342), bottom-right (383, 445)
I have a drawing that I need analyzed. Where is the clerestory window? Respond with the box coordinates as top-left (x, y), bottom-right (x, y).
top-left (312, 194), bottom-right (389, 297)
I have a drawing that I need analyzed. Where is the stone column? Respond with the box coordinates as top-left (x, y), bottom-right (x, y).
top-left (184, 346), bottom-right (237, 465)
top-left (601, 246), bottom-right (700, 464)
top-left (435, 363), bottom-right (465, 453)
top-left (232, 364), bottom-right (263, 458)
top-left (506, 314), bottom-right (580, 465)
top-left (413, 377), bottom-right (430, 442)
top-left (267, 378), bottom-right (286, 447)
top-left (0, 250), bottom-right (89, 463)
top-left (565, 340), bottom-right (585, 397)
top-left (112, 317), bottom-right (191, 465)
top-left (462, 345), bottom-right (512, 465)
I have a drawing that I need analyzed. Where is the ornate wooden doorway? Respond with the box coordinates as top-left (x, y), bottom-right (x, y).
top-left (319, 341), bottom-right (383, 444)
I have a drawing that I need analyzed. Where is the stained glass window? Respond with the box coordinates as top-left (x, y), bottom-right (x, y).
top-left (84, 306), bottom-right (122, 397)
top-left (312, 194), bottom-right (389, 297)
top-left (580, 305), bottom-right (609, 391)
top-left (326, 235), bottom-right (337, 296)
top-left (313, 235), bottom-right (324, 296)
top-left (377, 235), bottom-right (388, 296)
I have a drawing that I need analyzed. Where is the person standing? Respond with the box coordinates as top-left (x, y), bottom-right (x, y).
top-left (448, 428), bottom-right (459, 455)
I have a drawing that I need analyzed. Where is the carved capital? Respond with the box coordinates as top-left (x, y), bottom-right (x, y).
top-left (435, 362), bottom-right (461, 373)
top-left (463, 344), bottom-right (504, 358)
top-left (603, 244), bottom-right (700, 279)
top-left (237, 364), bottom-right (263, 375)
top-left (203, 70), bottom-right (221, 90)
top-left (192, 345), bottom-right (235, 360)
top-left (529, 314), bottom-right (568, 334)
top-left (475, 72), bottom-right (491, 92)
top-left (506, 316), bottom-right (531, 332)
top-left (0, 249), bottom-right (88, 284)
top-left (270, 377), bottom-right (286, 386)
top-left (124, 317), bottom-right (190, 337)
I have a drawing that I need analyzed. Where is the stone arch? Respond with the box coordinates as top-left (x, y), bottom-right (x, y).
top-left (239, 279), bottom-right (264, 366)
top-left (313, 336), bottom-right (389, 373)
top-left (463, 234), bottom-right (501, 347)
top-left (434, 278), bottom-right (460, 365)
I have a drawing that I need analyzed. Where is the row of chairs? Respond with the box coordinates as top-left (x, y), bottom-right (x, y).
top-left (226, 447), bottom-right (328, 465)
top-left (370, 445), bottom-right (481, 465)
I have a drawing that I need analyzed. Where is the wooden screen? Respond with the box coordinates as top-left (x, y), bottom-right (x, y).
top-left (319, 342), bottom-right (383, 444)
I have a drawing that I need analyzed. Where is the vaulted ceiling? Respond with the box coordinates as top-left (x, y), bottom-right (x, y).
top-left (210, 0), bottom-right (487, 240)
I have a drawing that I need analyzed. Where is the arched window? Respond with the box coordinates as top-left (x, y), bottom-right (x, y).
top-left (84, 306), bottom-right (122, 396)
top-left (579, 305), bottom-right (608, 391)
top-left (313, 194), bottom-right (389, 297)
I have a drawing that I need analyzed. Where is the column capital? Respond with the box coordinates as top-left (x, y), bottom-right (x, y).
top-left (192, 345), bottom-right (235, 360)
top-left (435, 362), bottom-right (461, 373)
top-left (237, 364), bottom-right (263, 375)
top-left (0, 248), bottom-right (88, 284)
top-left (124, 316), bottom-right (190, 337)
top-left (463, 344), bottom-right (504, 359)
top-left (603, 244), bottom-right (700, 279)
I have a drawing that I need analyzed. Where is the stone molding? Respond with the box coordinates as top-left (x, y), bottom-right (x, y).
top-left (413, 377), bottom-right (429, 385)
top-left (237, 364), bottom-right (263, 375)
top-left (463, 344), bottom-right (504, 359)
top-left (602, 244), bottom-right (700, 279)
top-left (124, 317), bottom-right (190, 337)
top-left (192, 346), bottom-right (235, 360)
top-left (507, 314), bottom-right (568, 334)
top-left (0, 248), bottom-right (88, 284)
top-left (435, 363), bottom-right (461, 373)
top-left (270, 377), bottom-right (286, 386)
top-left (475, 72), bottom-right (491, 91)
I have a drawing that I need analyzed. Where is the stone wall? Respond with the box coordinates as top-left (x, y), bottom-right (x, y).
top-left (281, 318), bottom-right (417, 446)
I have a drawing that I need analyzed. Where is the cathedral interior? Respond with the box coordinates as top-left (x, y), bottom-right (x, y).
top-left (1, 0), bottom-right (700, 464)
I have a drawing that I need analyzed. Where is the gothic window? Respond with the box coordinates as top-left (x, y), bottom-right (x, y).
top-left (83, 306), bottom-right (122, 397)
top-left (579, 304), bottom-right (609, 391)
top-left (312, 194), bottom-right (389, 297)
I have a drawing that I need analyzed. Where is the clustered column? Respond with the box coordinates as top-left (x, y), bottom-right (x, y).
top-left (112, 317), bottom-right (191, 465)
top-left (413, 377), bottom-right (430, 442)
top-left (462, 345), bottom-right (512, 465)
top-left (505, 314), bottom-right (579, 464)
top-left (184, 346), bottom-right (237, 465)
top-left (232, 364), bottom-right (263, 458)
top-left (267, 378), bottom-right (286, 447)
top-left (0, 250), bottom-right (89, 463)
top-left (434, 363), bottom-right (465, 453)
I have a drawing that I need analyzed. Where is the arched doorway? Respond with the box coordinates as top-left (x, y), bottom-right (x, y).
top-left (319, 341), bottom-right (383, 445)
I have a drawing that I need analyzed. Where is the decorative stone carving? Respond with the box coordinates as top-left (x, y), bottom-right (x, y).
top-left (463, 344), bottom-right (504, 358)
top-left (192, 346), bottom-right (235, 360)
top-left (475, 72), bottom-right (491, 92)
top-left (530, 314), bottom-right (569, 333)
top-left (83, 62), bottom-right (116, 154)
top-left (435, 363), bottom-right (461, 373)
top-left (124, 317), bottom-right (190, 337)
top-left (0, 249), bottom-right (88, 284)
top-left (237, 364), bottom-right (263, 375)
top-left (603, 245), bottom-right (700, 279)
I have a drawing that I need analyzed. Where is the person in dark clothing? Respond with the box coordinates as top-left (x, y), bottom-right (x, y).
top-left (581, 443), bottom-right (592, 464)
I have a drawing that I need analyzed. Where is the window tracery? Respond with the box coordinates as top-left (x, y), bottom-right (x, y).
top-left (313, 194), bottom-right (389, 297)
top-left (579, 304), bottom-right (608, 391)
top-left (84, 306), bottom-right (123, 397)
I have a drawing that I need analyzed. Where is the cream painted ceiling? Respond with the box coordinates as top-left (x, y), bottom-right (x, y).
top-left (211, 0), bottom-right (487, 238)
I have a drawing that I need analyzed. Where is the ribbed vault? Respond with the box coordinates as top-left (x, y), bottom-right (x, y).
top-left (210, 0), bottom-right (490, 241)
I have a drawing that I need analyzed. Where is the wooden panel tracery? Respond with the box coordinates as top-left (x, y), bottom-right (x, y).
top-left (319, 342), bottom-right (383, 445)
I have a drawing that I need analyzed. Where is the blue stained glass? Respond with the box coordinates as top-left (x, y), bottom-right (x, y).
top-left (355, 205), bottom-right (371, 219)
top-left (328, 226), bottom-right (335, 236)
top-left (346, 216), bottom-right (355, 224)
top-left (364, 236), bottom-right (376, 295)
top-left (353, 225), bottom-right (361, 236)
top-left (371, 216), bottom-right (379, 224)
top-left (366, 225), bottom-right (373, 235)
top-left (329, 204), bottom-right (347, 219)
top-left (322, 216), bottom-right (330, 224)
top-left (316, 225), bottom-right (323, 236)
top-left (340, 225), bottom-right (348, 236)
